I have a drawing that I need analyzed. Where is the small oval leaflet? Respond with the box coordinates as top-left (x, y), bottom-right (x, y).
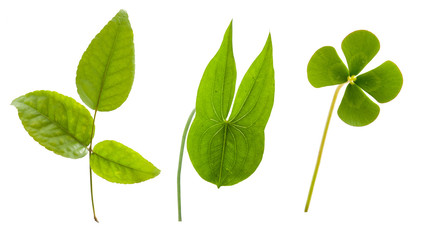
top-left (76, 9), bottom-right (135, 112)
top-left (91, 140), bottom-right (160, 184)
top-left (12, 90), bottom-right (93, 159)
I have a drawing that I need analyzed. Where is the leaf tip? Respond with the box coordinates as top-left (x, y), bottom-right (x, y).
top-left (117, 9), bottom-right (128, 17)
top-left (154, 167), bottom-right (161, 177)
top-left (114, 9), bottom-right (129, 23)
top-left (11, 97), bottom-right (19, 107)
top-left (226, 20), bottom-right (233, 36)
top-left (266, 32), bottom-right (272, 47)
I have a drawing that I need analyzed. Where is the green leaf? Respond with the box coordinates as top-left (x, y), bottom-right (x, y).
top-left (187, 27), bottom-right (274, 187)
top-left (307, 46), bottom-right (349, 88)
top-left (76, 9), bottom-right (135, 112)
top-left (341, 30), bottom-right (380, 76)
top-left (90, 140), bottom-right (160, 184)
top-left (228, 34), bottom-right (274, 127)
top-left (355, 61), bottom-right (403, 103)
top-left (11, 90), bottom-right (93, 159)
top-left (194, 21), bottom-right (236, 121)
top-left (337, 84), bottom-right (380, 126)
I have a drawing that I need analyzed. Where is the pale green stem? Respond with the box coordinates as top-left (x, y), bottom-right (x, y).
top-left (89, 161), bottom-right (98, 222)
top-left (305, 83), bottom-right (345, 212)
top-left (177, 108), bottom-right (196, 222)
top-left (89, 109), bottom-right (99, 223)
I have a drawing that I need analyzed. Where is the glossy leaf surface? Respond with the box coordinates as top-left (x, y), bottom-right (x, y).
top-left (187, 23), bottom-right (274, 187)
top-left (341, 30), bottom-right (380, 76)
top-left (337, 84), bottom-right (380, 126)
top-left (91, 140), bottom-right (160, 184)
top-left (76, 9), bottom-right (135, 112)
top-left (307, 46), bottom-right (348, 88)
top-left (356, 61), bottom-right (403, 103)
top-left (12, 90), bottom-right (93, 159)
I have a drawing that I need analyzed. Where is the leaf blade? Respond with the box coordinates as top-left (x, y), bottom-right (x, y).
top-left (337, 84), bottom-right (380, 126)
top-left (90, 140), bottom-right (160, 184)
top-left (194, 21), bottom-right (237, 122)
top-left (11, 90), bottom-right (93, 159)
top-left (76, 9), bottom-right (135, 112)
top-left (355, 61), bottom-right (403, 103)
top-left (307, 46), bottom-right (348, 88)
top-left (341, 30), bottom-right (380, 76)
top-left (187, 33), bottom-right (274, 187)
top-left (228, 33), bottom-right (275, 127)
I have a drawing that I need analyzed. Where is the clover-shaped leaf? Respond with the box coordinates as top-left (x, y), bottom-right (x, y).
top-left (305, 30), bottom-right (403, 212)
top-left (308, 30), bottom-right (403, 126)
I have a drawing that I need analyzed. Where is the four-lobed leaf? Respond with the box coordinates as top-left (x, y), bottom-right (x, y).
top-left (76, 9), bottom-right (135, 112)
top-left (304, 30), bottom-right (404, 212)
top-left (12, 90), bottom-right (93, 159)
top-left (187, 22), bottom-right (274, 187)
top-left (307, 30), bottom-right (403, 126)
top-left (91, 140), bottom-right (160, 184)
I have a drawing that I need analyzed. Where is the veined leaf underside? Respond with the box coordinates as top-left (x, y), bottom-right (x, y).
top-left (229, 61), bottom-right (269, 124)
top-left (199, 121), bottom-right (250, 185)
top-left (187, 26), bottom-right (273, 187)
top-left (24, 102), bottom-right (88, 148)
top-left (93, 24), bottom-right (120, 110)
top-left (92, 152), bottom-right (156, 175)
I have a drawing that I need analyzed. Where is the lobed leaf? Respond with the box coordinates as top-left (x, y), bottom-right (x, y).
top-left (307, 46), bottom-right (348, 88)
top-left (194, 21), bottom-right (237, 121)
top-left (11, 90), bottom-right (93, 159)
top-left (76, 9), bottom-right (135, 112)
top-left (228, 34), bottom-right (274, 127)
top-left (355, 61), bottom-right (403, 103)
top-left (90, 140), bottom-right (160, 184)
top-left (341, 30), bottom-right (380, 76)
top-left (187, 24), bottom-right (274, 187)
top-left (337, 84), bottom-right (380, 126)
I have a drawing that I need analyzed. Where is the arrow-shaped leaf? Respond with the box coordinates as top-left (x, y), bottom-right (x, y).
top-left (187, 23), bottom-right (274, 187)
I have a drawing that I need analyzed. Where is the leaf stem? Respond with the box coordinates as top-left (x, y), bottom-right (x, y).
top-left (177, 108), bottom-right (196, 222)
top-left (89, 109), bottom-right (99, 223)
top-left (305, 83), bottom-right (345, 212)
top-left (89, 162), bottom-right (98, 222)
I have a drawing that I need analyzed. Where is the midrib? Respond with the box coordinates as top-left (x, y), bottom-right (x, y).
top-left (94, 24), bottom-right (121, 110)
top-left (22, 102), bottom-right (87, 148)
top-left (217, 123), bottom-right (228, 187)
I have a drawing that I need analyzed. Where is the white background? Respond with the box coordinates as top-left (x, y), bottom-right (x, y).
top-left (1, 0), bottom-right (426, 239)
